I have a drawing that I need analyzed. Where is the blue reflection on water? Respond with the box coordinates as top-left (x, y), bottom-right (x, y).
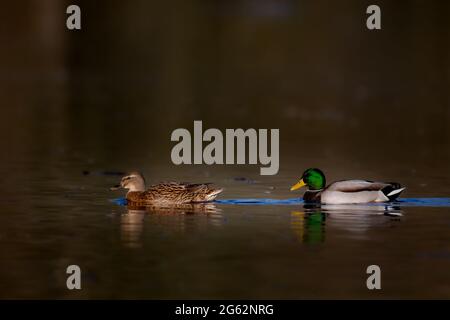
top-left (111, 198), bottom-right (128, 206)
top-left (111, 197), bottom-right (450, 207)
top-left (217, 197), bottom-right (450, 207)
top-left (215, 198), bottom-right (303, 205)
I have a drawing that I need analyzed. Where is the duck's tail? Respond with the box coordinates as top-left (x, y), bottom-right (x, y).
top-left (205, 188), bottom-right (224, 202)
top-left (381, 183), bottom-right (406, 201)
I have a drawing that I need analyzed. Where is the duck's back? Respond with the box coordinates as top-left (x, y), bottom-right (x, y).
top-left (127, 182), bottom-right (223, 205)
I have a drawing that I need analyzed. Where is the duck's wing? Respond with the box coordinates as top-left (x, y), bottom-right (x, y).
top-left (148, 182), bottom-right (215, 192)
top-left (325, 180), bottom-right (405, 201)
top-left (144, 182), bottom-right (223, 203)
top-left (326, 180), bottom-right (390, 192)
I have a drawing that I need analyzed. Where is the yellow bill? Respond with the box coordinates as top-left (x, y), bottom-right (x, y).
top-left (290, 179), bottom-right (306, 191)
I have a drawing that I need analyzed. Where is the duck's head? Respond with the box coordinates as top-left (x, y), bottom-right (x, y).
top-left (110, 172), bottom-right (146, 192)
top-left (290, 168), bottom-right (326, 191)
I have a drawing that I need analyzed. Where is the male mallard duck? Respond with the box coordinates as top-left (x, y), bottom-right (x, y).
top-left (290, 168), bottom-right (405, 204)
top-left (111, 172), bottom-right (223, 205)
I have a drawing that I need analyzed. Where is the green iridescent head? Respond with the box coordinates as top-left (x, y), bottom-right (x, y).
top-left (290, 168), bottom-right (326, 191)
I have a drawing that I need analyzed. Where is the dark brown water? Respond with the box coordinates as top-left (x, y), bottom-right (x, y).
top-left (0, 0), bottom-right (449, 299)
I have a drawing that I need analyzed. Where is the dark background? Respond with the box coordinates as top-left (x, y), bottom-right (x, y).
top-left (1, 0), bottom-right (448, 178)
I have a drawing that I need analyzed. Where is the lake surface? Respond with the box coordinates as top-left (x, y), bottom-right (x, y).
top-left (1, 158), bottom-right (449, 299)
top-left (0, 0), bottom-right (449, 299)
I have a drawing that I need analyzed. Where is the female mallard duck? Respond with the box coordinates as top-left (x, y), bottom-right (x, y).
top-left (290, 168), bottom-right (405, 204)
top-left (111, 172), bottom-right (223, 205)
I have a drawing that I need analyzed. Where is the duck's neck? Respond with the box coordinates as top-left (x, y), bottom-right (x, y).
top-left (304, 190), bottom-right (321, 202)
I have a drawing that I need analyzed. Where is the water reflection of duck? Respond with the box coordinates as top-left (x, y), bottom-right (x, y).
top-left (290, 204), bottom-right (402, 243)
top-left (121, 208), bottom-right (145, 248)
top-left (291, 210), bottom-right (326, 244)
top-left (110, 172), bottom-right (223, 205)
top-left (290, 168), bottom-right (405, 204)
top-left (127, 202), bottom-right (221, 215)
top-left (120, 203), bottom-right (222, 248)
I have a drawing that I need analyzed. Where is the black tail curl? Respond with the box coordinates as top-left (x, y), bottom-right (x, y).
top-left (381, 183), bottom-right (405, 201)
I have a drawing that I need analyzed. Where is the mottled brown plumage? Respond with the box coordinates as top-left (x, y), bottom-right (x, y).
top-left (111, 172), bottom-right (223, 205)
